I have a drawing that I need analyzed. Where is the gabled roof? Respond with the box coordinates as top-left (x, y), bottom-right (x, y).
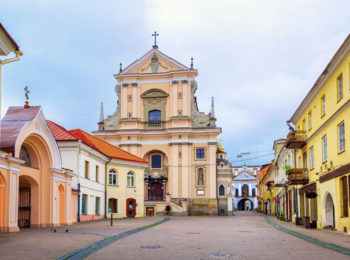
top-left (259, 164), bottom-right (271, 182)
top-left (233, 171), bottom-right (256, 181)
top-left (46, 120), bottom-right (77, 141)
top-left (0, 23), bottom-right (20, 55)
top-left (1, 106), bottom-right (41, 150)
top-left (47, 121), bottom-right (148, 165)
top-left (119, 47), bottom-right (190, 75)
top-left (70, 129), bottom-right (148, 165)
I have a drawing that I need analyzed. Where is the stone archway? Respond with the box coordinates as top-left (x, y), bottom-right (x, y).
top-left (0, 172), bottom-right (6, 229)
top-left (238, 199), bottom-right (253, 210)
top-left (324, 193), bottom-right (335, 228)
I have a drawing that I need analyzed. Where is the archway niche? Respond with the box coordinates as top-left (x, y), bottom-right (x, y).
top-left (324, 193), bottom-right (334, 228)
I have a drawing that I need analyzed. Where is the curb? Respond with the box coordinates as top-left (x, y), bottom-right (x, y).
top-left (57, 218), bottom-right (170, 260)
top-left (263, 215), bottom-right (350, 256)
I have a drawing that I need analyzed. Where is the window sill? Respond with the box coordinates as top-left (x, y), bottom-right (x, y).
top-left (108, 184), bottom-right (119, 187)
top-left (338, 149), bottom-right (346, 155)
top-left (127, 186), bottom-right (136, 188)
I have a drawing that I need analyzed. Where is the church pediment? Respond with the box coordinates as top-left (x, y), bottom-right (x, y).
top-left (120, 48), bottom-right (190, 75)
top-left (141, 89), bottom-right (169, 99)
top-left (234, 172), bottom-right (256, 181)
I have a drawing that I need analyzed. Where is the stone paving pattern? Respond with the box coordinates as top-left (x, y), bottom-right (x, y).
top-left (0, 217), bottom-right (163, 260)
top-left (0, 212), bottom-right (349, 259)
top-left (87, 211), bottom-right (349, 260)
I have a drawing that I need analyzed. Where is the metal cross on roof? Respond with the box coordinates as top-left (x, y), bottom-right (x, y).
top-left (152, 31), bottom-right (159, 48)
top-left (24, 86), bottom-right (30, 108)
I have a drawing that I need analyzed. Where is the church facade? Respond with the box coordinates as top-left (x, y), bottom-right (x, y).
top-left (94, 43), bottom-right (221, 215)
top-left (232, 164), bottom-right (260, 210)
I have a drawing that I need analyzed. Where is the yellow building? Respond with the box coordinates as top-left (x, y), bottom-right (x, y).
top-left (286, 34), bottom-right (350, 231)
top-left (261, 164), bottom-right (276, 216)
top-left (94, 39), bottom-right (221, 215)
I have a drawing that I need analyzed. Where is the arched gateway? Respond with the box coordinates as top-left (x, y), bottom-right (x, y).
top-left (0, 106), bottom-right (73, 231)
top-left (324, 193), bottom-right (335, 229)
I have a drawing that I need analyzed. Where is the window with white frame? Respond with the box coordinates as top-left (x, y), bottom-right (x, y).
top-left (309, 146), bottom-right (314, 170)
top-left (321, 95), bottom-right (326, 117)
top-left (338, 121), bottom-right (345, 152)
top-left (308, 111), bottom-right (312, 130)
top-left (109, 169), bottom-right (117, 185)
top-left (127, 172), bottom-right (134, 187)
top-left (337, 74), bottom-right (343, 101)
top-left (322, 135), bottom-right (327, 163)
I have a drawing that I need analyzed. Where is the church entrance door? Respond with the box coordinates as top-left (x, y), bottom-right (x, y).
top-left (150, 182), bottom-right (163, 201)
top-left (126, 198), bottom-right (136, 217)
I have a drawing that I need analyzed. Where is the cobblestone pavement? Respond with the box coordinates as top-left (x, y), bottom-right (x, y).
top-left (87, 211), bottom-right (349, 260)
top-left (265, 214), bottom-right (350, 250)
top-left (0, 216), bottom-right (163, 260)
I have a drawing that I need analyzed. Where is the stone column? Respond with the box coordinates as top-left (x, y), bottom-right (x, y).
top-left (121, 85), bottom-right (127, 118)
top-left (209, 143), bottom-right (217, 198)
top-left (8, 170), bottom-right (19, 232)
top-left (52, 181), bottom-right (58, 226)
top-left (182, 82), bottom-right (188, 116)
top-left (170, 144), bottom-right (179, 198)
top-left (66, 182), bottom-right (72, 225)
top-left (248, 183), bottom-right (252, 197)
top-left (132, 86), bottom-right (137, 118)
top-left (181, 144), bottom-right (189, 198)
top-left (238, 183), bottom-right (242, 196)
top-left (172, 83), bottom-right (177, 117)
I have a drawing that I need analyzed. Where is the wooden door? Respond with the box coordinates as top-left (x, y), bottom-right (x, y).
top-left (126, 198), bottom-right (136, 217)
top-left (18, 188), bottom-right (31, 228)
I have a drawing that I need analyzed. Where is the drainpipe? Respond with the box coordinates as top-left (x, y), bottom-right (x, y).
top-left (104, 158), bottom-right (112, 219)
top-left (77, 140), bottom-right (82, 222)
top-left (0, 50), bottom-right (22, 139)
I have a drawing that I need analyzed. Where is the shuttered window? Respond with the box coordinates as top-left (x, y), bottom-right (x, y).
top-left (341, 176), bottom-right (348, 217)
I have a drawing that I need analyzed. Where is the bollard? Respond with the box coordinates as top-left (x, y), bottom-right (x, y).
top-left (110, 214), bottom-right (113, 226)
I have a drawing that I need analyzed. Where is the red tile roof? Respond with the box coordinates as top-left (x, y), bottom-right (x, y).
top-left (47, 120), bottom-right (148, 165)
top-left (46, 120), bottom-right (77, 141)
top-left (69, 129), bottom-right (148, 165)
top-left (259, 164), bottom-right (271, 182)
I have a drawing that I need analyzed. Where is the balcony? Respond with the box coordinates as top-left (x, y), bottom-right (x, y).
top-left (144, 121), bottom-right (166, 129)
top-left (285, 130), bottom-right (306, 149)
top-left (286, 168), bottom-right (309, 185)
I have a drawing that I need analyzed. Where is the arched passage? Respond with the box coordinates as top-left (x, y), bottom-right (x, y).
top-left (324, 193), bottom-right (335, 228)
top-left (238, 199), bottom-right (253, 210)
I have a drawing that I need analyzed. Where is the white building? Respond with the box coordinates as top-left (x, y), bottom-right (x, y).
top-left (232, 164), bottom-right (260, 210)
top-left (47, 121), bottom-right (106, 221)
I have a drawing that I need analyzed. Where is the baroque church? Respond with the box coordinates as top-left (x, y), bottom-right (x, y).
top-left (94, 38), bottom-right (222, 215)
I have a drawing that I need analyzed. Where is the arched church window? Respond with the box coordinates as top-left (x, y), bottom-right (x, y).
top-left (252, 188), bottom-right (256, 196)
top-left (242, 184), bottom-right (249, 196)
top-left (197, 168), bottom-right (204, 186)
top-left (220, 154), bottom-right (223, 159)
top-left (19, 146), bottom-right (31, 167)
top-left (127, 172), bottom-right (134, 187)
top-left (149, 110), bottom-right (161, 121)
top-left (235, 189), bottom-right (239, 196)
top-left (109, 169), bottom-right (117, 185)
top-left (219, 185), bottom-right (225, 196)
top-left (151, 155), bottom-right (162, 169)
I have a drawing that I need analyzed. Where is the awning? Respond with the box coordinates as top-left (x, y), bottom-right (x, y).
top-left (299, 182), bottom-right (316, 195)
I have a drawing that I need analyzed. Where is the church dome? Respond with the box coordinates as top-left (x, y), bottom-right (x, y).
top-left (218, 144), bottom-right (224, 152)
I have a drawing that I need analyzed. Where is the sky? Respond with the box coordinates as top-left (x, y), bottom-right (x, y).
top-left (1, 0), bottom-right (350, 166)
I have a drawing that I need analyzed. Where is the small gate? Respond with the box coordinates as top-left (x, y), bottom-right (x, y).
top-left (18, 188), bottom-right (31, 228)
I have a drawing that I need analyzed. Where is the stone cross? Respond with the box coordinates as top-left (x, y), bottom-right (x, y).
top-left (24, 86), bottom-right (30, 107)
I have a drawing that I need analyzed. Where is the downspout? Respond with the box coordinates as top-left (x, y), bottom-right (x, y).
top-left (104, 158), bottom-right (112, 219)
top-left (77, 140), bottom-right (82, 222)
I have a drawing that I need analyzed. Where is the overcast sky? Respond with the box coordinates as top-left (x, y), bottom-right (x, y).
top-left (1, 0), bottom-right (350, 166)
